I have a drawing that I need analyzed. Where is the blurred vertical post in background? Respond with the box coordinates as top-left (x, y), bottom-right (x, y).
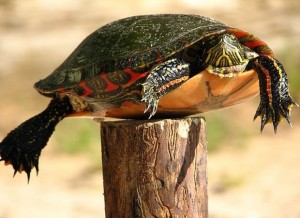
top-left (100, 118), bottom-right (207, 217)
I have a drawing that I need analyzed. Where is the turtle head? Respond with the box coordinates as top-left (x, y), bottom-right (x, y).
top-left (204, 34), bottom-right (255, 77)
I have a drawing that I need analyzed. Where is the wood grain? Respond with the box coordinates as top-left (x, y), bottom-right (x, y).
top-left (100, 117), bottom-right (207, 218)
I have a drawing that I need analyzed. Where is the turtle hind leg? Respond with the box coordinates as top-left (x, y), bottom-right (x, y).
top-left (0, 96), bottom-right (73, 181)
top-left (250, 56), bottom-right (299, 132)
top-left (141, 58), bottom-right (190, 118)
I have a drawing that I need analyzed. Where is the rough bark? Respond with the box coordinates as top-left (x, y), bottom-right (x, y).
top-left (100, 117), bottom-right (207, 218)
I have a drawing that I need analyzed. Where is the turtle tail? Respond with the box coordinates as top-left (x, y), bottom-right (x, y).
top-left (0, 96), bottom-right (73, 181)
top-left (249, 56), bottom-right (299, 132)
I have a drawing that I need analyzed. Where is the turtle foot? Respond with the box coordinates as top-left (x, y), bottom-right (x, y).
top-left (254, 95), bottom-right (298, 133)
top-left (0, 97), bottom-right (72, 181)
top-left (141, 58), bottom-right (190, 118)
top-left (0, 130), bottom-right (41, 182)
top-left (251, 56), bottom-right (298, 133)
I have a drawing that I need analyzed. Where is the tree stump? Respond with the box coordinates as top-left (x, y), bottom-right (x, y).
top-left (100, 117), bottom-right (207, 218)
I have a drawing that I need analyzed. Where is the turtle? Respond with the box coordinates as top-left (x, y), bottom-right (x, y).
top-left (0, 14), bottom-right (298, 180)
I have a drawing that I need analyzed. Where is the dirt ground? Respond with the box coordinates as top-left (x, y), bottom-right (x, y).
top-left (0, 0), bottom-right (300, 217)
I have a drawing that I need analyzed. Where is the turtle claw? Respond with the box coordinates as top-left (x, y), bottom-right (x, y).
top-left (141, 77), bottom-right (161, 118)
top-left (254, 96), bottom-right (298, 133)
top-left (13, 164), bottom-right (36, 184)
top-left (0, 128), bottom-right (42, 182)
top-left (141, 95), bottom-right (159, 119)
top-left (18, 157), bottom-right (39, 183)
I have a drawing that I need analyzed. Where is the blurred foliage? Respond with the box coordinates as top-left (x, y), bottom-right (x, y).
top-left (205, 114), bottom-right (228, 151)
top-left (53, 111), bottom-right (252, 158)
top-left (278, 46), bottom-right (300, 95)
top-left (0, 1), bottom-right (299, 217)
top-left (205, 111), bottom-right (253, 152)
top-left (54, 118), bottom-right (100, 158)
top-left (211, 173), bottom-right (245, 193)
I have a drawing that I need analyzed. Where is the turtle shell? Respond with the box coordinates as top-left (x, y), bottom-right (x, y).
top-left (34, 14), bottom-right (269, 118)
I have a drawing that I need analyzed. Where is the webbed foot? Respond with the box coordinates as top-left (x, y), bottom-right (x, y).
top-left (254, 93), bottom-right (298, 132)
top-left (251, 56), bottom-right (299, 132)
top-left (141, 58), bottom-right (190, 118)
top-left (0, 97), bottom-right (72, 181)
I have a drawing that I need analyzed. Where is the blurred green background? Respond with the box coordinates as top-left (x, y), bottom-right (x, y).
top-left (0, 0), bottom-right (299, 217)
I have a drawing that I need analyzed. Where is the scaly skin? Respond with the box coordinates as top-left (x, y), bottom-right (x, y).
top-left (0, 15), bottom-right (298, 181)
top-left (0, 97), bottom-right (73, 181)
top-left (142, 58), bottom-right (190, 117)
top-left (248, 56), bottom-right (298, 132)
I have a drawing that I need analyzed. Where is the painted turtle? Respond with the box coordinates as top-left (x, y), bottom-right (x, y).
top-left (0, 14), bottom-right (298, 180)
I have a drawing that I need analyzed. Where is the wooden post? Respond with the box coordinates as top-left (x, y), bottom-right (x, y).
top-left (100, 117), bottom-right (207, 218)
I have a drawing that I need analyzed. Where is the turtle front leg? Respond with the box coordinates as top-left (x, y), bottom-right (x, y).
top-left (0, 96), bottom-right (73, 181)
top-left (250, 56), bottom-right (298, 132)
top-left (142, 58), bottom-right (190, 118)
